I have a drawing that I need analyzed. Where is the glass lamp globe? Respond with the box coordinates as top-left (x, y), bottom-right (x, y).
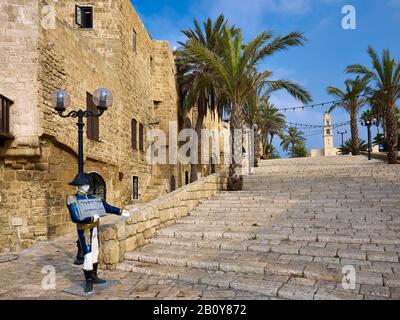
top-left (51, 90), bottom-right (70, 113)
top-left (93, 88), bottom-right (113, 111)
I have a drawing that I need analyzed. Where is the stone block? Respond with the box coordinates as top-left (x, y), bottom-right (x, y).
top-left (99, 225), bottom-right (117, 242)
top-left (100, 240), bottom-right (120, 265)
top-left (230, 277), bottom-right (282, 296)
top-left (125, 236), bottom-right (137, 252)
top-left (278, 284), bottom-right (318, 300)
top-left (11, 217), bottom-right (23, 227)
top-left (314, 288), bottom-right (363, 300)
top-left (360, 285), bottom-right (390, 298)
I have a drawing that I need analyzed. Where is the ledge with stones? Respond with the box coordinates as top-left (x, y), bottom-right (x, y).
top-left (98, 170), bottom-right (228, 269)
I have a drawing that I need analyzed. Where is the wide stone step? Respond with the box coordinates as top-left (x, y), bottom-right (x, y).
top-left (176, 217), bottom-right (274, 227)
top-left (124, 247), bottom-right (345, 283)
top-left (117, 260), bottom-right (370, 300)
top-left (116, 260), bottom-right (292, 298)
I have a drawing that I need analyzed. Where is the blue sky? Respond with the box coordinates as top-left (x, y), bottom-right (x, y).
top-left (132, 0), bottom-right (400, 157)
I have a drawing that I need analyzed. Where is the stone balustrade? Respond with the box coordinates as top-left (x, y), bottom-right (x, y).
top-left (98, 170), bottom-right (228, 269)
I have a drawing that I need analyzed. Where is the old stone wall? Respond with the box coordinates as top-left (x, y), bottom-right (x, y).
top-left (0, 0), bottom-right (41, 158)
top-left (98, 170), bottom-right (228, 269)
top-left (0, 0), bottom-right (181, 253)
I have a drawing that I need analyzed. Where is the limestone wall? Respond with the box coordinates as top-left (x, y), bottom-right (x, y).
top-left (98, 170), bottom-right (228, 269)
top-left (0, 0), bottom-right (181, 253)
top-left (0, 0), bottom-right (41, 158)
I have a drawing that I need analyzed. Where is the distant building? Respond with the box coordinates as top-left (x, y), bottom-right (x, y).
top-left (310, 113), bottom-right (340, 157)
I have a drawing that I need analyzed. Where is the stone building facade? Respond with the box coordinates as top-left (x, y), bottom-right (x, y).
top-left (0, 0), bottom-right (226, 254)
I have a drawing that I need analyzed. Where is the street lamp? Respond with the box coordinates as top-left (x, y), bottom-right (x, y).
top-left (360, 116), bottom-right (377, 161)
top-left (337, 130), bottom-right (348, 151)
top-left (51, 88), bottom-right (113, 173)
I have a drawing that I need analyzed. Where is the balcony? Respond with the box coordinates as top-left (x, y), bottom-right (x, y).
top-left (0, 94), bottom-right (14, 140)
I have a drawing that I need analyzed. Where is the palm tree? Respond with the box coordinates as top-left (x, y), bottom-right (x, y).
top-left (346, 47), bottom-right (400, 164)
top-left (290, 144), bottom-right (309, 158)
top-left (176, 15), bottom-right (230, 182)
top-left (327, 76), bottom-right (371, 155)
top-left (244, 93), bottom-right (286, 162)
top-left (339, 139), bottom-right (368, 155)
top-left (280, 127), bottom-right (306, 158)
top-left (185, 27), bottom-right (311, 190)
top-left (259, 100), bottom-right (286, 158)
top-left (266, 145), bottom-right (281, 159)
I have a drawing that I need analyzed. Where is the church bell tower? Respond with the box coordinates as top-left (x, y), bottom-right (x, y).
top-left (323, 113), bottom-right (334, 156)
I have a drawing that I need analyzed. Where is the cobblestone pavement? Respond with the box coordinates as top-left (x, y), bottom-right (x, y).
top-left (0, 233), bottom-right (274, 300)
top-left (1, 156), bottom-right (400, 300)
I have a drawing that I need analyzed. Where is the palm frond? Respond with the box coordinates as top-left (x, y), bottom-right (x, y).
top-left (254, 32), bottom-right (306, 63)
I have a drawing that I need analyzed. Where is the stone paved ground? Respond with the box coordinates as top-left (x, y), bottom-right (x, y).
top-left (1, 156), bottom-right (400, 300)
top-left (0, 233), bottom-right (274, 300)
top-left (118, 156), bottom-right (400, 300)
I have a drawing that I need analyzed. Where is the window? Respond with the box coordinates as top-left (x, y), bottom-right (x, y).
top-left (139, 123), bottom-right (144, 151)
top-left (76, 6), bottom-right (93, 29)
top-left (89, 172), bottom-right (106, 200)
top-left (170, 176), bottom-right (176, 193)
top-left (87, 92), bottom-right (99, 141)
top-left (150, 56), bottom-right (154, 74)
top-left (185, 171), bottom-right (189, 185)
top-left (153, 101), bottom-right (161, 109)
top-left (0, 94), bottom-right (13, 139)
top-left (132, 176), bottom-right (139, 200)
top-left (132, 29), bottom-right (137, 51)
top-left (131, 119), bottom-right (137, 149)
top-left (326, 129), bottom-right (331, 135)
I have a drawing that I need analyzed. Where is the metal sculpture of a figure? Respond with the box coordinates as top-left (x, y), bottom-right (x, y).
top-left (67, 173), bottom-right (130, 294)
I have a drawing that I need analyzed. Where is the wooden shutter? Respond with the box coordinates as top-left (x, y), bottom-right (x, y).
top-left (75, 5), bottom-right (83, 27)
top-left (0, 97), bottom-right (4, 133)
top-left (87, 92), bottom-right (99, 141)
top-left (131, 119), bottom-right (137, 149)
top-left (139, 123), bottom-right (144, 151)
top-left (0, 95), bottom-right (12, 136)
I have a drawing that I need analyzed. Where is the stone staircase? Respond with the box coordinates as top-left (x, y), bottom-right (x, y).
top-left (140, 178), bottom-right (167, 203)
top-left (117, 156), bottom-right (400, 300)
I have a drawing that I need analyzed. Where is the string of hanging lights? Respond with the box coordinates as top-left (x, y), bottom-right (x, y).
top-left (286, 120), bottom-right (351, 129)
top-left (276, 85), bottom-right (400, 112)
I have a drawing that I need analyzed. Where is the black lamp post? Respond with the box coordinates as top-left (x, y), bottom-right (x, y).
top-left (51, 88), bottom-right (113, 173)
top-left (360, 117), bottom-right (377, 161)
top-left (337, 130), bottom-right (348, 151)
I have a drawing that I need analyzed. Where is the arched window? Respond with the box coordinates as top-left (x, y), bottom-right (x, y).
top-left (89, 172), bottom-right (106, 200)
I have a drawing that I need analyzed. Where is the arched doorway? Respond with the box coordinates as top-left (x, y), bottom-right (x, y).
top-left (89, 172), bottom-right (106, 200)
top-left (210, 155), bottom-right (217, 174)
top-left (170, 175), bottom-right (176, 192)
top-left (185, 171), bottom-right (189, 185)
